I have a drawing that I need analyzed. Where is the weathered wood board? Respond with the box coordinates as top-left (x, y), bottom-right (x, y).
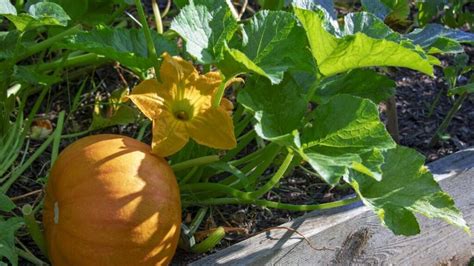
top-left (192, 148), bottom-right (474, 265)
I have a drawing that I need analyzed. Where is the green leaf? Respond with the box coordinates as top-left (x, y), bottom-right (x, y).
top-left (381, 0), bottom-right (410, 22)
top-left (0, 0), bottom-right (16, 15)
top-left (291, 0), bottom-right (336, 19)
top-left (300, 94), bottom-right (395, 185)
top-left (343, 12), bottom-right (400, 42)
top-left (0, 194), bottom-right (15, 212)
top-left (347, 146), bottom-right (469, 236)
top-left (62, 27), bottom-right (178, 71)
top-left (295, 8), bottom-right (434, 77)
top-left (0, 217), bottom-right (24, 266)
top-left (448, 83), bottom-right (474, 96)
top-left (220, 10), bottom-right (314, 84)
top-left (13, 66), bottom-right (60, 86)
top-left (170, 0), bottom-right (238, 64)
top-left (416, 0), bottom-right (446, 26)
top-left (361, 0), bottom-right (391, 20)
top-left (314, 69), bottom-right (396, 104)
top-left (0, 31), bottom-right (21, 60)
top-left (4, 2), bottom-right (70, 31)
top-left (237, 75), bottom-right (307, 145)
top-left (49, 0), bottom-right (89, 22)
top-left (406, 23), bottom-right (474, 51)
top-left (89, 88), bottom-right (137, 131)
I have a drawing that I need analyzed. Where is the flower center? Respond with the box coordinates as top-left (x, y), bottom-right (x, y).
top-left (171, 99), bottom-right (194, 121)
top-left (174, 110), bottom-right (190, 121)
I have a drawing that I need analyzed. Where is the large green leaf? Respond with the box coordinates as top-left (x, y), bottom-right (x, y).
top-left (0, 217), bottom-right (24, 266)
top-left (62, 27), bottom-right (178, 71)
top-left (4, 2), bottom-right (70, 31)
top-left (406, 23), bottom-right (474, 48)
top-left (300, 94), bottom-right (395, 185)
top-left (343, 12), bottom-right (400, 42)
top-left (314, 69), bottom-right (396, 104)
top-left (295, 8), bottom-right (434, 77)
top-left (89, 88), bottom-right (137, 130)
top-left (237, 75), bottom-right (307, 145)
top-left (347, 146), bottom-right (469, 236)
top-left (0, 0), bottom-right (16, 15)
top-left (361, 0), bottom-right (391, 20)
top-left (0, 31), bottom-right (21, 60)
top-left (220, 10), bottom-right (314, 84)
top-left (170, 0), bottom-right (238, 64)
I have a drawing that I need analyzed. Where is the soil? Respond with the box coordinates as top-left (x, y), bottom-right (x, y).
top-left (3, 2), bottom-right (473, 266)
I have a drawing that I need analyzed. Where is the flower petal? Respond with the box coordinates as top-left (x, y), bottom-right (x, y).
top-left (192, 71), bottom-right (222, 95)
top-left (188, 108), bottom-right (236, 150)
top-left (127, 79), bottom-right (172, 120)
top-left (160, 53), bottom-right (198, 87)
top-left (151, 111), bottom-right (189, 157)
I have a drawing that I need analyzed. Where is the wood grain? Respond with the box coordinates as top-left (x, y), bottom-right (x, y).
top-left (192, 147), bottom-right (474, 265)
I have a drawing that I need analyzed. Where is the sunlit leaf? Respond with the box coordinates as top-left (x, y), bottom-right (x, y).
top-left (220, 10), bottom-right (314, 84)
top-left (300, 94), bottom-right (395, 185)
top-left (238, 74), bottom-right (306, 145)
top-left (295, 8), bottom-right (434, 76)
top-left (4, 2), bottom-right (70, 31)
top-left (170, 0), bottom-right (238, 64)
top-left (314, 69), bottom-right (396, 104)
top-left (0, 0), bottom-right (16, 15)
top-left (347, 146), bottom-right (469, 236)
top-left (62, 27), bottom-right (178, 71)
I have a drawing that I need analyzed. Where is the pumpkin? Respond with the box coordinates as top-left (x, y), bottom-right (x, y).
top-left (43, 134), bottom-right (181, 265)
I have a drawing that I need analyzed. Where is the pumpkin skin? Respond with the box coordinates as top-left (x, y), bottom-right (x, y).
top-left (43, 134), bottom-right (181, 266)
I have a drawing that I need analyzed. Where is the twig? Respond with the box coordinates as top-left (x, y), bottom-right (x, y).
top-left (10, 189), bottom-right (42, 201)
top-left (257, 226), bottom-right (335, 251)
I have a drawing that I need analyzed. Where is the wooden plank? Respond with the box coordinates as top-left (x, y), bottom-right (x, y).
top-left (192, 148), bottom-right (474, 265)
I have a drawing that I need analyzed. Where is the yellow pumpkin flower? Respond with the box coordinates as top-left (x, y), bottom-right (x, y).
top-left (127, 53), bottom-right (237, 157)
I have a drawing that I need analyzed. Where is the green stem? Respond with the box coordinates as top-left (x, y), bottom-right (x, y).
top-left (15, 248), bottom-right (45, 265)
top-left (179, 166), bottom-right (198, 185)
top-left (429, 92), bottom-right (467, 147)
top-left (188, 207), bottom-right (208, 236)
top-left (212, 72), bottom-right (227, 108)
top-left (171, 155), bottom-right (220, 172)
top-left (61, 129), bottom-right (92, 139)
top-left (247, 151), bottom-right (294, 198)
top-left (1, 128), bottom-right (56, 193)
top-left (151, 0), bottom-right (163, 34)
top-left (191, 226), bottom-right (226, 254)
top-left (181, 183), bottom-right (253, 200)
top-left (134, 0), bottom-right (160, 76)
top-left (183, 196), bottom-right (360, 211)
top-left (51, 111), bottom-right (65, 165)
top-left (135, 120), bottom-right (151, 141)
top-left (22, 204), bottom-right (47, 256)
top-left (35, 53), bottom-right (109, 73)
top-left (15, 25), bottom-right (82, 63)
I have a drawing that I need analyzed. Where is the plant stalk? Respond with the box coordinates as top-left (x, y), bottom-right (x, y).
top-left (22, 204), bottom-right (47, 256)
top-left (171, 155), bottom-right (220, 172)
top-left (134, 0), bottom-right (160, 76)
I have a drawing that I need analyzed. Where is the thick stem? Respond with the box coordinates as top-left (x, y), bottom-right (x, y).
top-left (247, 152), bottom-right (294, 198)
top-left (183, 195), bottom-right (360, 211)
top-left (429, 92), bottom-right (467, 147)
top-left (171, 155), bottom-right (220, 172)
top-left (134, 0), bottom-right (160, 76)
top-left (35, 53), bottom-right (109, 73)
top-left (212, 72), bottom-right (227, 108)
top-left (385, 96), bottom-right (400, 143)
top-left (22, 204), bottom-right (47, 256)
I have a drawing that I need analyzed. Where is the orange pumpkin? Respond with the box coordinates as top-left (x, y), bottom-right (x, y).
top-left (43, 134), bottom-right (181, 265)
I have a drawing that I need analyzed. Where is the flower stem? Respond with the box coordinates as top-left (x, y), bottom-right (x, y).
top-left (212, 72), bottom-right (227, 108)
top-left (151, 0), bottom-right (163, 34)
top-left (134, 0), bottom-right (160, 76)
top-left (171, 155), bottom-right (220, 172)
